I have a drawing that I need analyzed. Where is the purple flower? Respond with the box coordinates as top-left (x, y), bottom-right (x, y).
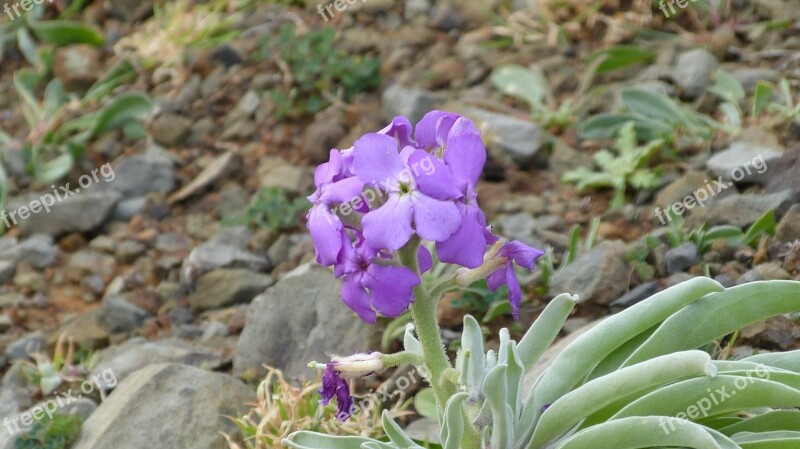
top-left (336, 234), bottom-right (420, 323)
top-left (353, 133), bottom-right (461, 251)
top-left (379, 116), bottom-right (415, 148)
top-left (415, 111), bottom-right (479, 151)
top-left (486, 241), bottom-right (545, 319)
top-left (434, 132), bottom-right (489, 268)
top-left (307, 150), bottom-right (364, 266)
top-left (319, 364), bottom-right (353, 422)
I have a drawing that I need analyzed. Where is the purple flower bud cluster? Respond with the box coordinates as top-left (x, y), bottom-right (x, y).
top-left (307, 111), bottom-right (545, 322)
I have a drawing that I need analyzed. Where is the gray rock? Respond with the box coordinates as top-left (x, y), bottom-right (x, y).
top-left (465, 108), bottom-right (542, 165)
top-left (0, 260), bottom-right (17, 284)
top-left (776, 204), bottom-right (800, 242)
top-left (0, 234), bottom-right (57, 271)
top-left (610, 281), bottom-right (659, 308)
top-left (6, 191), bottom-right (120, 236)
top-left (665, 242), bottom-right (700, 274)
top-left (706, 141), bottom-right (781, 186)
top-left (113, 197), bottom-right (147, 220)
top-left (101, 295), bottom-right (150, 333)
top-left (71, 363), bottom-right (254, 449)
top-left (666, 272), bottom-right (696, 287)
top-left (109, 145), bottom-right (176, 199)
top-left (737, 262), bottom-right (792, 285)
top-left (183, 242), bottom-right (270, 281)
top-left (90, 338), bottom-right (222, 389)
top-left (237, 90), bottom-right (261, 115)
top-left (116, 240), bottom-right (146, 263)
top-left (155, 233), bottom-right (193, 253)
top-left (549, 241), bottom-right (628, 305)
top-left (258, 157), bottom-right (312, 195)
top-left (549, 140), bottom-right (592, 177)
top-left (689, 190), bottom-right (794, 227)
top-left (6, 332), bottom-right (45, 361)
top-left (208, 226), bottom-right (252, 249)
top-left (731, 68), bottom-right (778, 92)
top-left (382, 84), bottom-right (444, 124)
top-left (151, 113), bottom-right (192, 147)
top-left (405, 0), bottom-right (431, 18)
top-left (233, 264), bottom-right (375, 380)
top-left (766, 148), bottom-right (800, 203)
top-left (672, 49), bottom-right (718, 99)
top-left (189, 269), bottom-right (274, 311)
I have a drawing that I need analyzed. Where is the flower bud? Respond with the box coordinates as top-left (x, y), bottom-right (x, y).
top-left (331, 352), bottom-right (384, 376)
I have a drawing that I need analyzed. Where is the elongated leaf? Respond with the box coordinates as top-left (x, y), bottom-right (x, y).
top-left (591, 46), bottom-right (655, 76)
top-left (490, 64), bottom-right (549, 110)
top-left (528, 351), bottom-right (714, 449)
top-left (27, 19), bottom-right (104, 46)
top-left (89, 92), bottom-right (153, 137)
top-left (623, 281), bottom-right (800, 366)
top-left (16, 27), bottom-right (40, 67)
top-left (554, 416), bottom-right (730, 449)
top-left (518, 293), bottom-right (578, 374)
top-left (733, 430), bottom-right (800, 447)
top-left (621, 87), bottom-right (692, 126)
top-left (460, 315), bottom-right (485, 390)
top-left (578, 113), bottom-right (672, 141)
top-left (742, 350), bottom-right (800, 373)
top-left (708, 69), bottom-right (746, 104)
top-left (612, 375), bottom-right (800, 421)
top-left (720, 410), bottom-right (800, 435)
top-left (522, 278), bottom-right (723, 432)
top-left (484, 364), bottom-right (512, 449)
top-left (743, 210), bottom-right (776, 246)
top-left (282, 432), bottom-right (388, 449)
top-left (441, 393), bottom-right (468, 449)
top-left (752, 81), bottom-right (774, 117)
top-left (382, 411), bottom-right (416, 448)
top-left (34, 152), bottom-right (73, 184)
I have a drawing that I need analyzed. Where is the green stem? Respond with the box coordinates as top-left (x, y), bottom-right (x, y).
top-left (398, 239), bottom-right (455, 420)
top-left (380, 351), bottom-right (423, 368)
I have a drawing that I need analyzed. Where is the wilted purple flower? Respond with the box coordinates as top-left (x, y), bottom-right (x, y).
top-left (307, 150), bottom-right (364, 266)
top-left (486, 241), bottom-right (546, 319)
top-left (319, 364), bottom-right (353, 422)
top-left (353, 133), bottom-right (461, 251)
top-left (336, 233), bottom-right (420, 323)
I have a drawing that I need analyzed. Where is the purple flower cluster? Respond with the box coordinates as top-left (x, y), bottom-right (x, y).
top-left (307, 111), bottom-right (545, 322)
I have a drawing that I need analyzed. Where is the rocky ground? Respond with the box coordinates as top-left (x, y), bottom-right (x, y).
top-left (0, 0), bottom-right (798, 448)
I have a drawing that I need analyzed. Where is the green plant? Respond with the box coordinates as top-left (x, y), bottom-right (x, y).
top-left (765, 79), bottom-right (800, 126)
top-left (0, 4), bottom-right (104, 70)
top-left (285, 278), bottom-right (800, 449)
top-left (15, 413), bottom-right (83, 449)
top-left (664, 210), bottom-right (776, 253)
top-left (16, 334), bottom-right (99, 395)
top-left (257, 24), bottom-right (381, 119)
top-left (4, 73), bottom-right (152, 186)
top-left (563, 122), bottom-right (663, 209)
top-left (579, 87), bottom-right (714, 145)
top-left (224, 187), bottom-right (308, 232)
top-left (490, 64), bottom-right (579, 131)
top-left (225, 367), bottom-right (405, 449)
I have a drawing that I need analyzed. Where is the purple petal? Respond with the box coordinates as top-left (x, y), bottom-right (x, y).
top-left (484, 226), bottom-right (500, 244)
top-left (436, 204), bottom-right (487, 268)
top-left (364, 264), bottom-right (419, 317)
top-left (320, 176), bottom-right (365, 205)
top-left (342, 277), bottom-right (377, 323)
top-left (411, 194), bottom-right (461, 243)
top-left (447, 117), bottom-right (479, 139)
top-left (415, 111), bottom-right (460, 149)
top-left (362, 194), bottom-right (414, 250)
top-left (319, 364), bottom-right (338, 405)
top-left (486, 265), bottom-right (509, 292)
top-left (314, 150), bottom-right (343, 187)
top-left (506, 266), bottom-right (522, 320)
top-left (353, 133), bottom-right (405, 186)
top-left (408, 150), bottom-right (462, 200)
top-left (379, 116), bottom-right (415, 148)
top-left (503, 241), bottom-right (546, 271)
top-left (307, 205), bottom-right (343, 266)
top-left (443, 134), bottom-right (486, 189)
top-left (418, 246), bottom-right (433, 273)
top-left (335, 377), bottom-right (354, 421)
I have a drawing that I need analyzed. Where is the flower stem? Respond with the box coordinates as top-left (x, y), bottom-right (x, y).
top-left (398, 238), bottom-right (455, 420)
top-left (380, 351), bottom-right (423, 368)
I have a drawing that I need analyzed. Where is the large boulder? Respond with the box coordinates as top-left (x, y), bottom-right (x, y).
top-left (233, 264), bottom-right (376, 380)
top-left (71, 363), bottom-right (254, 449)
